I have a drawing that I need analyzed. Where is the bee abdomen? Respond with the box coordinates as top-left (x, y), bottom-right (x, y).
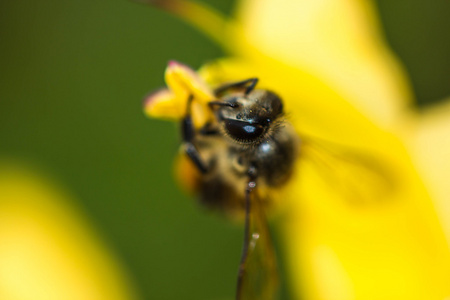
top-left (199, 176), bottom-right (244, 212)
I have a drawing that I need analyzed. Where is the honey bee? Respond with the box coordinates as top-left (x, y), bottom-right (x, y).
top-left (147, 64), bottom-right (396, 299)
top-left (178, 78), bottom-right (299, 300)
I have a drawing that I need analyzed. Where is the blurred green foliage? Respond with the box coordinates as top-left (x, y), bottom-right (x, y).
top-left (0, 0), bottom-right (448, 299)
top-left (377, 0), bottom-right (450, 105)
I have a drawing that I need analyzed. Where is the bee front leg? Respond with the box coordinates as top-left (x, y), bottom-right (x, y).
top-left (181, 95), bottom-right (209, 174)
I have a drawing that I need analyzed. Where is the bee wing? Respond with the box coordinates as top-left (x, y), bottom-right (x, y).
top-left (301, 136), bottom-right (399, 204)
top-left (236, 186), bottom-right (279, 300)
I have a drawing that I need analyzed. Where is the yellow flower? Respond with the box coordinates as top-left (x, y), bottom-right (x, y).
top-left (143, 0), bottom-right (450, 299)
top-left (0, 161), bottom-right (139, 300)
top-left (144, 60), bottom-right (215, 129)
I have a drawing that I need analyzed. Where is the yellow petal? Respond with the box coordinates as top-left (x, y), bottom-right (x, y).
top-left (143, 88), bottom-right (179, 120)
top-left (141, 3), bottom-right (450, 299)
top-left (200, 55), bottom-right (450, 299)
top-left (233, 0), bottom-right (413, 128)
top-left (164, 60), bottom-right (213, 103)
top-left (406, 99), bottom-right (450, 244)
top-left (145, 61), bottom-right (215, 128)
top-left (279, 144), bottom-right (450, 300)
top-left (0, 162), bottom-right (139, 300)
top-left (201, 58), bottom-right (397, 151)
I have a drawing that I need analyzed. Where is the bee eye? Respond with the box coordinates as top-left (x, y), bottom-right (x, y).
top-left (224, 119), bottom-right (264, 143)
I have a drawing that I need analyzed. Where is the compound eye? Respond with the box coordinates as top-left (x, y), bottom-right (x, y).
top-left (224, 119), bottom-right (264, 143)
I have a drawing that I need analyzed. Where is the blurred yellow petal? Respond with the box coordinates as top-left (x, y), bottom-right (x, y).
top-left (143, 1), bottom-right (450, 299)
top-left (148, 58), bottom-right (450, 299)
top-left (280, 146), bottom-right (450, 300)
top-left (197, 8), bottom-right (450, 300)
top-left (0, 162), bottom-right (139, 300)
top-left (407, 99), bottom-right (450, 244)
top-left (233, 0), bottom-right (413, 128)
top-left (200, 58), bottom-right (392, 149)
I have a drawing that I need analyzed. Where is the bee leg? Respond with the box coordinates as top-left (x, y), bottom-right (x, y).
top-left (198, 126), bottom-right (220, 136)
top-left (236, 167), bottom-right (258, 300)
top-left (214, 78), bottom-right (259, 97)
top-left (181, 95), bottom-right (209, 174)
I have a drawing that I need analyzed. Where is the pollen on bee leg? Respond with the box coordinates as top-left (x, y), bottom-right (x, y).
top-left (174, 152), bottom-right (201, 195)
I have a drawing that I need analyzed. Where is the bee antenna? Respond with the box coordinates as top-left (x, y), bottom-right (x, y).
top-left (208, 101), bottom-right (239, 109)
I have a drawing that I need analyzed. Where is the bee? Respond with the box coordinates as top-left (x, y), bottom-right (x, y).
top-left (147, 63), bottom-right (396, 300)
top-left (178, 78), bottom-right (300, 300)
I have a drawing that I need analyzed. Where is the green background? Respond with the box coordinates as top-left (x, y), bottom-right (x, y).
top-left (0, 1), bottom-right (449, 299)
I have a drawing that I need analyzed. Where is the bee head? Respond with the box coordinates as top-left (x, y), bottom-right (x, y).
top-left (216, 90), bottom-right (283, 145)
